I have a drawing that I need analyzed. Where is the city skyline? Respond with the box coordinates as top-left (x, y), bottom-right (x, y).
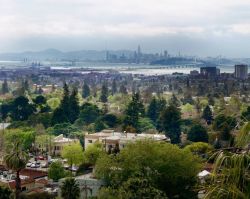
top-left (1, 0), bottom-right (250, 57)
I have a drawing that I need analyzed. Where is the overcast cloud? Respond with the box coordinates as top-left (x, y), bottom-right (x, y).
top-left (0, 0), bottom-right (250, 57)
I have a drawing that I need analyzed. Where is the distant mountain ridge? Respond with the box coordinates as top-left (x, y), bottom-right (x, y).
top-left (0, 49), bottom-right (135, 61)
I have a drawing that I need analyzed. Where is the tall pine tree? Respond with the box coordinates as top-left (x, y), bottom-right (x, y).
top-left (111, 79), bottom-right (117, 95)
top-left (202, 105), bottom-right (213, 124)
top-left (100, 82), bottom-right (108, 103)
top-left (124, 92), bottom-right (145, 131)
top-left (147, 97), bottom-right (166, 125)
top-left (159, 104), bottom-right (181, 144)
top-left (69, 87), bottom-right (80, 123)
top-left (2, 79), bottom-right (9, 94)
top-left (51, 83), bottom-right (70, 124)
top-left (82, 81), bottom-right (90, 99)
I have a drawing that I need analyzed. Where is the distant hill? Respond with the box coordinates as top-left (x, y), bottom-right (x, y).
top-left (0, 49), bottom-right (135, 61)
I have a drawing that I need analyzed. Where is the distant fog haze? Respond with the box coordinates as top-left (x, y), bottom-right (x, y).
top-left (1, 0), bottom-right (250, 57)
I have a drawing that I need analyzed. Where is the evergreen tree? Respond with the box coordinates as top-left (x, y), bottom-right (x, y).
top-left (202, 105), bottom-right (213, 124)
top-left (82, 81), bottom-right (90, 99)
top-left (61, 83), bottom-right (70, 117)
top-left (195, 97), bottom-right (201, 114)
top-left (124, 92), bottom-right (144, 131)
top-left (10, 96), bottom-right (35, 121)
top-left (2, 79), bottom-right (9, 94)
top-left (22, 79), bottom-right (29, 92)
top-left (219, 123), bottom-right (231, 141)
top-left (100, 82), bottom-right (108, 103)
top-left (79, 103), bottom-right (102, 125)
top-left (169, 94), bottom-right (180, 107)
top-left (147, 97), bottom-right (166, 125)
top-left (51, 83), bottom-right (70, 125)
top-left (187, 124), bottom-right (209, 143)
top-left (69, 87), bottom-right (80, 123)
top-left (0, 103), bottom-right (11, 122)
top-left (147, 97), bottom-right (158, 123)
top-left (159, 105), bottom-right (181, 144)
top-left (111, 79), bottom-right (117, 95)
top-left (119, 84), bottom-right (128, 94)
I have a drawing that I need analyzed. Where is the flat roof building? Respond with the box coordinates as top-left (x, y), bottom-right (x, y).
top-left (84, 130), bottom-right (170, 152)
top-left (235, 64), bottom-right (248, 80)
top-left (200, 67), bottom-right (220, 77)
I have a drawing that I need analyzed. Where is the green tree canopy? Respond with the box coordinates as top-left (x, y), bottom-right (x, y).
top-left (47, 123), bottom-right (79, 136)
top-left (61, 178), bottom-right (80, 199)
top-left (184, 142), bottom-right (213, 155)
top-left (48, 161), bottom-right (66, 182)
top-left (10, 96), bottom-right (35, 121)
top-left (98, 177), bottom-right (168, 199)
top-left (4, 129), bottom-right (35, 151)
top-left (213, 114), bottom-right (237, 131)
top-left (138, 117), bottom-right (156, 132)
top-left (187, 124), bottom-right (209, 143)
top-left (79, 103), bottom-right (102, 125)
top-left (158, 105), bottom-right (181, 144)
top-left (95, 140), bottom-right (201, 198)
top-left (83, 142), bottom-right (104, 166)
top-left (61, 143), bottom-right (84, 168)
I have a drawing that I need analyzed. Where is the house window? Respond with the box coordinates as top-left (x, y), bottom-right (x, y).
top-left (88, 140), bottom-right (93, 143)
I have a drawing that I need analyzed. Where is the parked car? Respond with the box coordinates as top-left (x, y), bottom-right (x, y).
top-left (30, 163), bottom-right (40, 168)
top-left (41, 163), bottom-right (48, 168)
top-left (26, 162), bottom-right (32, 167)
top-left (37, 156), bottom-right (45, 160)
top-left (69, 166), bottom-right (78, 172)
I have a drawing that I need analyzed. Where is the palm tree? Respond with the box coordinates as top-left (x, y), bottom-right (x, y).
top-left (204, 122), bottom-right (250, 199)
top-left (4, 141), bottom-right (28, 199)
top-left (61, 178), bottom-right (80, 199)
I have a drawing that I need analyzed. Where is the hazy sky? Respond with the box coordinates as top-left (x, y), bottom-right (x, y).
top-left (1, 0), bottom-right (250, 57)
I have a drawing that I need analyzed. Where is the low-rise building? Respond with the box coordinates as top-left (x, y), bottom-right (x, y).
top-left (0, 168), bottom-right (48, 193)
top-left (52, 134), bottom-right (79, 156)
top-left (84, 130), bottom-right (170, 151)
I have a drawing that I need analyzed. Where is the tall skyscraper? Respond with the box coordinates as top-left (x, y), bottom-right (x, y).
top-left (137, 45), bottom-right (141, 64)
top-left (137, 45), bottom-right (141, 56)
top-left (235, 64), bottom-right (248, 80)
